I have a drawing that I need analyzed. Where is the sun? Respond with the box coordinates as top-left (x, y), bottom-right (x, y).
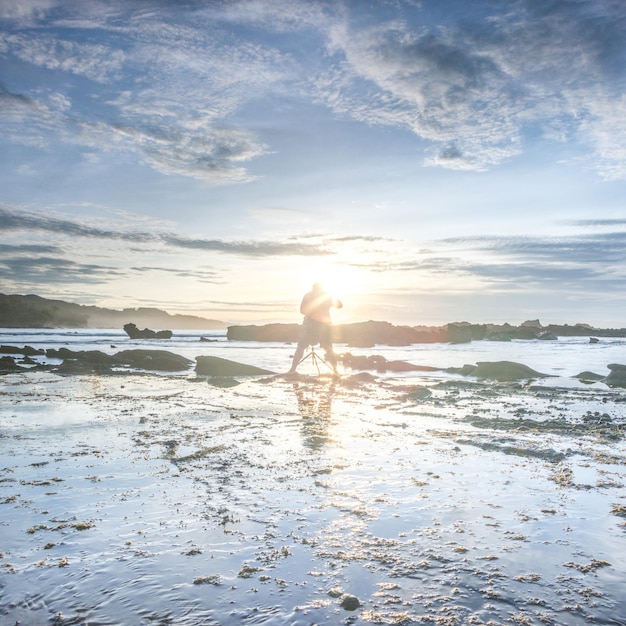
top-left (300, 262), bottom-right (364, 305)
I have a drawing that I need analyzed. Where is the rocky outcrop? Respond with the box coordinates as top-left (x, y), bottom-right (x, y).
top-left (123, 323), bottom-right (173, 339)
top-left (226, 323), bottom-right (300, 343)
top-left (47, 347), bottom-right (192, 372)
top-left (337, 321), bottom-right (444, 347)
top-left (0, 355), bottom-right (25, 371)
top-left (604, 364), bottom-right (626, 387)
top-left (1, 345), bottom-right (45, 356)
top-left (227, 321), bottom-right (447, 346)
top-left (340, 353), bottom-right (438, 373)
top-left (574, 371), bottom-right (605, 382)
top-left (195, 355), bottom-right (275, 377)
top-left (114, 350), bottom-right (192, 371)
top-left (453, 360), bottom-right (550, 381)
top-left (226, 319), bottom-right (605, 346)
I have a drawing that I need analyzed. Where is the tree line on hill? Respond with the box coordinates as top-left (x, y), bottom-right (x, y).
top-left (0, 293), bottom-right (226, 330)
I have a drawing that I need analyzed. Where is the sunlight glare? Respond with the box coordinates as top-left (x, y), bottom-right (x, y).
top-left (299, 262), bottom-right (365, 320)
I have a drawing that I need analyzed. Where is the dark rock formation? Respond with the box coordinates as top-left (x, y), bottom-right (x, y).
top-left (1, 345), bottom-right (45, 356)
top-left (114, 350), bottom-right (192, 371)
top-left (226, 319), bottom-right (606, 347)
top-left (338, 321), bottom-right (440, 347)
top-left (227, 321), bottom-right (446, 346)
top-left (46, 347), bottom-right (192, 372)
top-left (537, 330), bottom-right (558, 340)
top-left (461, 361), bottom-right (550, 381)
top-left (403, 385), bottom-right (433, 401)
top-left (226, 323), bottom-right (300, 342)
top-left (123, 323), bottom-right (173, 339)
top-left (0, 355), bottom-right (24, 371)
top-left (340, 353), bottom-right (438, 373)
top-left (574, 371), bottom-right (605, 382)
top-left (604, 364), bottom-right (626, 387)
top-left (195, 355), bottom-right (275, 377)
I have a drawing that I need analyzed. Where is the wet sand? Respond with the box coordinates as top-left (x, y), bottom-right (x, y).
top-left (1, 370), bottom-right (625, 625)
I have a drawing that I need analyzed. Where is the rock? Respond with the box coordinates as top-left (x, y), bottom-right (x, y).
top-left (195, 356), bottom-right (275, 377)
top-left (339, 320), bottom-right (426, 347)
top-left (1, 345), bottom-right (45, 356)
top-left (404, 385), bottom-right (432, 401)
top-left (537, 330), bottom-right (558, 340)
top-left (339, 594), bottom-right (361, 611)
top-left (0, 355), bottom-right (24, 371)
top-left (45, 347), bottom-right (191, 373)
top-left (123, 323), bottom-right (173, 339)
top-left (574, 371), bottom-right (605, 382)
top-left (114, 349), bottom-right (192, 371)
top-left (521, 319), bottom-right (543, 328)
top-left (227, 320), bottom-right (447, 346)
top-left (446, 323), bottom-right (473, 344)
top-left (589, 337), bottom-right (599, 344)
top-left (472, 361), bottom-right (549, 381)
top-left (341, 372), bottom-right (378, 385)
top-left (226, 323), bottom-right (300, 342)
top-left (341, 353), bottom-right (437, 373)
top-left (604, 363), bottom-right (626, 387)
top-left (52, 349), bottom-right (116, 366)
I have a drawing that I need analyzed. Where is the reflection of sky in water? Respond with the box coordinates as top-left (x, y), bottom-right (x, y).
top-left (0, 364), bottom-right (625, 624)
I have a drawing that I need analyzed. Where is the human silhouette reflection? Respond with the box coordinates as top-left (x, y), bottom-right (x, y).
top-left (292, 379), bottom-right (337, 451)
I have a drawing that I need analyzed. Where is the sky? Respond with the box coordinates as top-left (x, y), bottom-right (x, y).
top-left (1, 0), bottom-right (626, 327)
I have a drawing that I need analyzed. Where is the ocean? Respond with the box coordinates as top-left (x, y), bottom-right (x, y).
top-left (1, 327), bottom-right (625, 625)
top-left (1, 327), bottom-right (625, 381)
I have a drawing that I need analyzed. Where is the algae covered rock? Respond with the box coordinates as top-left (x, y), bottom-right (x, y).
top-left (196, 355), bottom-right (275, 377)
top-left (473, 361), bottom-right (549, 381)
top-left (604, 363), bottom-right (626, 387)
top-left (114, 349), bottom-right (192, 371)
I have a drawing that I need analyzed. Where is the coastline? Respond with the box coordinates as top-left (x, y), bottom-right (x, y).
top-left (1, 358), bottom-right (625, 624)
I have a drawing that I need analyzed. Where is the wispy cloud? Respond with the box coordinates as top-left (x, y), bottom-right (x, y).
top-left (315, 0), bottom-right (626, 176)
top-left (0, 254), bottom-right (123, 285)
top-left (0, 206), bottom-right (332, 257)
top-left (1, 0), bottom-right (624, 179)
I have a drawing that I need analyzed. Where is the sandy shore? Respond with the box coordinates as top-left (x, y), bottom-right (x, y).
top-left (1, 370), bottom-right (625, 625)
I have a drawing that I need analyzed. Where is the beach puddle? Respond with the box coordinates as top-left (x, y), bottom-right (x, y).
top-left (1, 371), bottom-right (625, 624)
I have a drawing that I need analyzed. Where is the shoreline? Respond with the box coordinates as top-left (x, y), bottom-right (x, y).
top-left (1, 368), bottom-right (625, 624)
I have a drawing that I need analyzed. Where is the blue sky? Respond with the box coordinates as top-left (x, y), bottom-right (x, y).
top-left (1, 0), bottom-right (625, 326)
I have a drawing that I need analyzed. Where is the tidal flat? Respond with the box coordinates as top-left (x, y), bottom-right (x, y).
top-left (1, 370), bottom-right (625, 625)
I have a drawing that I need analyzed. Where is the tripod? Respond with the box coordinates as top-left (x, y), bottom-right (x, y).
top-left (296, 345), bottom-right (335, 375)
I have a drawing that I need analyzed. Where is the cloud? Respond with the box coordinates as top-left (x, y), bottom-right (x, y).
top-left (1, 3), bottom-right (285, 182)
top-left (1, 0), bottom-right (624, 181)
top-left (129, 265), bottom-right (223, 284)
top-left (346, 226), bottom-right (626, 298)
top-left (2, 32), bottom-right (126, 82)
top-left (443, 231), bottom-right (626, 267)
top-left (315, 0), bottom-right (626, 175)
top-left (0, 243), bottom-right (60, 254)
top-left (0, 254), bottom-right (123, 285)
top-left (0, 0), bottom-right (58, 21)
top-left (0, 206), bottom-right (333, 257)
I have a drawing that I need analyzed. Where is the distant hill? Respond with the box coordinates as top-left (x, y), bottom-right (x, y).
top-left (0, 293), bottom-right (227, 330)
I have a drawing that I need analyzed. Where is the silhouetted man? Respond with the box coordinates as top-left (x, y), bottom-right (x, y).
top-left (289, 283), bottom-right (343, 373)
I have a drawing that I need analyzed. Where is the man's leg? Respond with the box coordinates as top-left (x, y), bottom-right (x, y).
top-left (289, 324), bottom-right (311, 372)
